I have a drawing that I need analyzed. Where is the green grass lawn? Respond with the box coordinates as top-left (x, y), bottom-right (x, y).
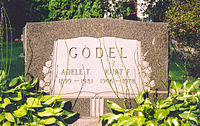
top-left (0, 41), bottom-right (24, 79)
top-left (169, 46), bottom-right (195, 83)
top-left (169, 54), bottom-right (187, 82)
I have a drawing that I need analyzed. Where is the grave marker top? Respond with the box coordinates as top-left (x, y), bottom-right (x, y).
top-left (25, 18), bottom-right (168, 117)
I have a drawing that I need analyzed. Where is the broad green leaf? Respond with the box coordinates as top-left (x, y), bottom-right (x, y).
top-left (14, 82), bottom-right (28, 90)
top-left (0, 113), bottom-right (5, 122)
top-left (128, 109), bottom-right (135, 116)
top-left (63, 112), bottom-right (78, 120)
top-left (0, 97), bottom-right (2, 101)
top-left (9, 77), bottom-right (19, 87)
top-left (38, 107), bottom-right (54, 117)
top-left (99, 113), bottom-right (115, 121)
top-left (19, 75), bottom-right (25, 82)
top-left (55, 112), bottom-right (62, 116)
top-left (146, 120), bottom-right (158, 126)
top-left (41, 117), bottom-right (56, 125)
top-left (171, 81), bottom-right (182, 94)
top-left (43, 95), bottom-right (62, 105)
top-left (116, 116), bottom-right (138, 126)
top-left (99, 113), bottom-right (123, 125)
top-left (38, 107), bottom-right (63, 117)
top-left (13, 105), bottom-right (27, 118)
top-left (188, 116), bottom-right (198, 125)
top-left (169, 103), bottom-right (183, 111)
top-left (31, 115), bottom-right (45, 126)
top-left (30, 123), bottom-right (44, 126)
top-left (60, 100), bottom-right (69, 108)
top-left (188, 97), bottom-right (198, 104)
top-left (107, 100), bottom-right (125, 112)
top-left (154, 109), bottom-right (169, 121)
top-left (0, 98), bottom-right (11, 108)
top-left (55, 121), bottom-right (65, 126)
top-left (0, 80), bottom-right (7, 86)
top-left (53, 108), bottom-right (63, 113)
top-left (179, 111), bottom-right (198, 124)
top-left (120, 116), bottom-right (145, 126)
top-left (183, 80), bottom-right (188, 93)
top-left (15, 78), bottom-right (37, 90)
top-left (143, 98), bottom-right (152, 105)
top-left (4, 98), bottom-right (11, 105)
top-left (179, 107), bottom-right (190, 111)
top-left (138, 112), bottom-right (144, 117)
top-left (23, 123), bottom-right (33, 126)
top-left (190, 105), bottom-right (197, 110)
top-left (22, 91), bottom-right (37, 96)
top-left (4, 88), bottom-right (16, 93)
top-left (116, 116), bottom-right (132, 126)
top-left (25, 78), bottom-right (38, 89)
top-left (9, 91), bottom-right (22, 101)
top-left (124, 117), bottom-right (138, 126)
top-left (135, 117), bottom-right (146, 125)
top-left (172, 117), bottom-right (179, 126)
top-left (160, 124), bottom-right (167, 126)
top-left (26, 106), bottom-right (35, 112)
top-left (62, 110), bottom-right (74, 116)
top-left (2, 121), bottom-right (11, 126)
top-left (5, 112), bottom-right (15, 122)
top-left (187, 79), bottom-right (200, 93)
top-left (166, 117), bottom-right (173, 126)
top-left (15, 118), bottom-right (20, 125)
top-left (54, 100), bottom-right (69, 109)
top-left (40, 95), bottom-right (54, 102)
top-left (156, 98), bottom-right (172, 109)
top-left (31, 78), bottom-right (38, 87)
top-left (26, 97), bottom-right (42, 107)
top-left (166, 117), bottom-right (179, 126)
top-left (136, 90), bottom-right (148, 105)
top-left (0, 70), bottom-right (6, 82)
top-left (176, 95), bottom-right (192, 100)
top-left (179, 111), bottom-right (189, 118)
top-left (108, 114), bottom-right (123, 125)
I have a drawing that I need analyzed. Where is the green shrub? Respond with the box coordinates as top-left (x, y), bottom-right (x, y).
top-left (0, 70), bottom-right (78, 126)
top-left (46, 0), bottom-right (103, 21)
top-left (166, 0), bottom-right (200, 78)
top-left (100, 79), bottom-right (200, 125)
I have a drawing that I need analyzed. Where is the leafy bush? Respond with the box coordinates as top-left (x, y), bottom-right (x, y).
top-left (100, 79), bottom-right (200, 125)
top-left (24, 0), bottom-right (133, 22)
top-left (25, 0), bottom-right (49, 22)
top-left (166, 0), bottom-right (200, 78)
top-left (143, 0), bottom-right (171, 21)
top-left (45, 0), bottom-right (103, 21)
top-left (0, 70), bottom-right (78, 126)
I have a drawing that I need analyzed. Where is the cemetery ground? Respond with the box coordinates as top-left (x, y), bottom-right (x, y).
top-left (0, 41), bottom-right (24, 80)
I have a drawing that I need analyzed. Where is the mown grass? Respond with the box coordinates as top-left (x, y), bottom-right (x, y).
top-left (169, 46), bottom-right (194, 83)
top-left (0, 41), bottom-right (24, 79)
top-left (169, 54), bottom-right (186, 82)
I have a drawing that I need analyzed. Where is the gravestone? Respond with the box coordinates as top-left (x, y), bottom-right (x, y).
top-left (25, 18), bottom-right (168, 125)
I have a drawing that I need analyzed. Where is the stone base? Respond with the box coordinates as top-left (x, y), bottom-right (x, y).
top-left (69, 117), bottom-right (101, 126)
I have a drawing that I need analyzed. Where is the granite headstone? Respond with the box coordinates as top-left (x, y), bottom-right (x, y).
top-left (25, 18), bottom-right (168, 124)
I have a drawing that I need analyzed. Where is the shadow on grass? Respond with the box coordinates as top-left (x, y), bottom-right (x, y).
top-left (0, 41), bottom-right (24, 80)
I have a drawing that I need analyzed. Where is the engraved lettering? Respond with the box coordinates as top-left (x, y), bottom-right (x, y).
top-left (120, 47), bottom-right (127, 58)
top-left (69, 47), bottom-right (77, 58)
top-left (109, 47), bottom-right (115, 58)
top-left (96, 47), bottom-right (103, 58)
top-left (82, 47), bottom-right (90, 58)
